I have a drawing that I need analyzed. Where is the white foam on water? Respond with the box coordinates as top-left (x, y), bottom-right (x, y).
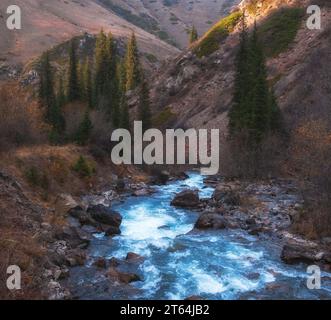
top-left (194, 271), bottom-right (226, 294)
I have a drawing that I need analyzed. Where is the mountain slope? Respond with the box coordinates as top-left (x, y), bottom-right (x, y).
top-left (0, 0), bottom-right (179, 67)
top-left (149, 0), bottom-right (331, 133)
top-left (97, 0), bottom-right (241, 48)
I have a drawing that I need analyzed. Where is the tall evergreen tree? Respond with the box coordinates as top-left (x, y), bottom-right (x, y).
top-left (106, 32), bottom-right (120, 126)
top-left (228, 13), bottom-right (250, 134)
top-left (80, 58), bottom-right (93, 109)
top-left (189, 25), bottom-right (198, 44)
top-left (39, 51), bottom-right (56, 123)
top-left (67, 39), bottom-right (80, 102)
top-left (139, 76), bottom-right (152, 132)
top-left (118, 59), bottom-right (130, 130)
top-left (125, 32), bottom-right (141, 92)
top-left (75, 111), bottom-right (93, 145)
top-left (94, 30), bottom-right (108, 108)
top-left (228, 16), bottom-right (282, 144)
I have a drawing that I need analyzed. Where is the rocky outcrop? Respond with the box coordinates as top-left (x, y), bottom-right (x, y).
top-left (281, 238), bottom-right (331, 267)
top-left (68, 204), bottom-right (122, 236)
top-left (171, 189), bottom-right (200, 208)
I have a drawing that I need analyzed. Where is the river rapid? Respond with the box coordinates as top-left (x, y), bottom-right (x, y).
top-left (68, 172), bottom-right (331, 300)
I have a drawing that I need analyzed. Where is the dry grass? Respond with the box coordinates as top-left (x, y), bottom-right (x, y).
top-left (290, 120), bottom-right (331, 239)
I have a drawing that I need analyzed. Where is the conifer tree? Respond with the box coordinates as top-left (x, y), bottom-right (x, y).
top-left (39, 51), bottom-right (56, 123)
top-left (228, 13), bottom-right (250, 134)
top-left (228, 17), bottom-right (282, 144)
top-left (81, 58), bottom-right (93, 109)
top-left (67, 39), bottom-right (80, 102)
top-left (139, 76), bottom-right (152, 132)
top-left (75, 111), bottom-right (93, 145)
top-left (57, 77), bottom-right (66, 109)
top-left (189, 25), bottom-right (198, 44)
top-left (94, 30), bottom-right (108, 108)
top-left (125, 32), bottom-right (141, 92)
top-left (118, 60), bottom-right (130, 130)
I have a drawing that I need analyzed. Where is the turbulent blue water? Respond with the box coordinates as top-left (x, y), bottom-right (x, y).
top-left (83, 172), bottom-right (331, 300)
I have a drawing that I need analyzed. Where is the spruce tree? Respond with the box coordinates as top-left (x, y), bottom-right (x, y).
top-left (67, 39), bottom-right (80, 102)
top-left (94, 30), bottom-right (108, 108)
top-left (228, 13), bottom-right (250, 134)
top-left (39, 51), bottom-right (56, 123)
top-left (81, 58), bottom-right (93, 109)
top-left (139, 76), bottom-right (152, 132)
top-left (75, 111), bottom-right (93, 145)
top-left (118, 59), bottom-right (130, 130)
top-left (125, 32), bottom-right (141, 92)
top-left (228, 17), bottom-right (282, 144)
top-left (189, 25), bottom-right (198, 44)
top-left (106, 32), bottom-right (120, 125)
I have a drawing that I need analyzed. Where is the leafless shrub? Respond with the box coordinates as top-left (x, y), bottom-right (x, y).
top-left (0, 84), bottom-right (45, 152)
top-left (290, 120), bottom-right (331, 238)
top-left (219, 130), bottom-right (286, 179)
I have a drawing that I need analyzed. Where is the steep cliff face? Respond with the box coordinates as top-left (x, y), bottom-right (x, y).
top-left (149, 0), bottom-right (331, 133)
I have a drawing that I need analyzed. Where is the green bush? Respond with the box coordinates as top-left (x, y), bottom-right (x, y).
top-left (194, 11), bottom-right (242, 58)
top-left (72, 156), bottom-right (95, 178)
top-left (25, 167), bottom-right (49, 189)
top-left (258, 7), bottom-right (304, 57)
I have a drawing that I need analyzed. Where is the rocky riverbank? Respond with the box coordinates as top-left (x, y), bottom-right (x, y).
top-left (171, 177), bottom-right (331, 272)
top-left (42, 172), bottom-right (331, 299)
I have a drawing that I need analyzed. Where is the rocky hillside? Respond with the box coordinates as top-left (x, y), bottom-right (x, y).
top-left (0, 0), bottom-right (179, 72)
top-left (149, 0), bottom-right (331, 134)
top-left (98, 0), bottom-right (241, 48)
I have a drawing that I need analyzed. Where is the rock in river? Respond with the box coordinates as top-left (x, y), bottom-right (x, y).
top-left (87, 204), bottom-right (122, 227)
top-left (171, 189), bottom-right (200, 208)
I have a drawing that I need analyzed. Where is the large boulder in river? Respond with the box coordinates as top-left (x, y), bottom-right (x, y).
top-left (195, 213), bottom-right (227, 230)
top-left (87, 205), bottom-right (122, 227)
top-left (171, 189), bottom-right (200, 208)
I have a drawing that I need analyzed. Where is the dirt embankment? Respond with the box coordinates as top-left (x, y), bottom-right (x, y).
top-left (0, 144), bottom-right (147, 299)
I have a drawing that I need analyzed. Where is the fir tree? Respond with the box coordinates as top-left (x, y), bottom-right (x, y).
top-left (125, 32), bottom-right (141, 92)
top-left (189, 25), bottom-right (198, 44)
top-left (56, 77), bottom-right (66, 109)
top-left (118, 59), bottom-right (130, 130)
top-left (67, 39), bottom-right (80, 102)
top-left (139, 76), bottom-right (152, 132)
top-left (81, 58), bottom-right (93, 109)
top-left (95, 30), bottom-right (109, 107)
top-left (228, 13), bottom-right (251, 134)
top-left (228, 17), bottom-right (282, 144)
top-left (75, 111), bottom-right (93, 145)
top-left (106, 32), bottom-right (120, 126)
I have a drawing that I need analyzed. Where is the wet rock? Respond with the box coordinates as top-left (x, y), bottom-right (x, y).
top-left (105, 226), bottom-right (121, 236)
top-left (87, 205), bottom-right (122, 227)
top-left (171, 189), bottom-right (200, 208)
top-left (107, 267), bottom-right (141, 284)
top-left (126, 252), bottom-right (144, 262)
top-left (93, 257), bottom-right (107, 269)
top-left (195, 213), bottom-right (227, 230)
